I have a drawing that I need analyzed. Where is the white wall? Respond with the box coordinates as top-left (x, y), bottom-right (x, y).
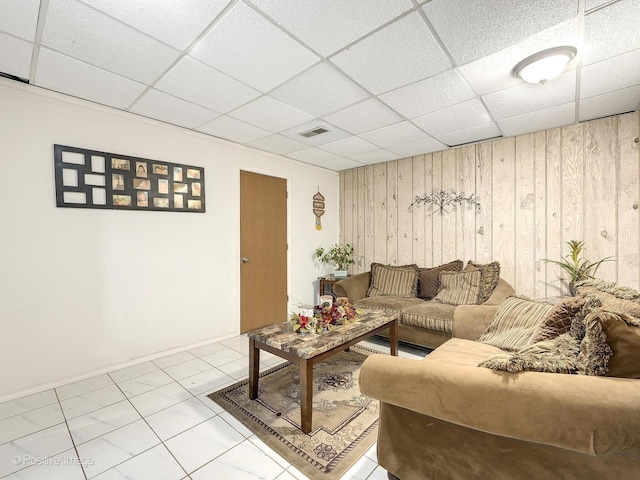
top-left (0, 79), bottom-right (339, 400)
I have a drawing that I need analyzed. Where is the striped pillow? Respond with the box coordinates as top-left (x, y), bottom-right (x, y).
top-left (433, 270), bottom-right (482, 306)
top-left (367, 263), bottom-right (419, 297)
top-left (478, 296), bottom-right (554, 352)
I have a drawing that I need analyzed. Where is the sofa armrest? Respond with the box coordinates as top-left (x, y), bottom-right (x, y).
top-left (359, 354), bottom-right (640, 456)
top-left (332, 271), bottom-right (371, 302)
top-left (484, 277), bottom-right (515, 305)
top-left (452, 305), bottom-right (499, 340)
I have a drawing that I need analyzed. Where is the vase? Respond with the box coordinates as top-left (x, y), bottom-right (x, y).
top-left (569, 282), bottom-right (577, 296)
top-left (334, 270), bottom-right (348, 278)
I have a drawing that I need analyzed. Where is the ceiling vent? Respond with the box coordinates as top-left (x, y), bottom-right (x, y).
top-left (298, 126), bottom-right (329, 138)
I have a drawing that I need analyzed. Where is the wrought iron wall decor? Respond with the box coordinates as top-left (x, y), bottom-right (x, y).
top-left (408, 188), bottom-right (481, 215)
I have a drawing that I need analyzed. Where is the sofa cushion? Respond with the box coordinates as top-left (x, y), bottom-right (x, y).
top-left (417, 260), bottom-right (463, 300)
top-left (367, 263), bottom-right (419, 298)
top-left (355, 296), bottom-right (424, 313)
top-left (529, 295), bottom-right (589, 344)
top-left (464, 261), bottom-right (501, 303)
top-left (478, 296), bottom-right (554, 352)
top-left (433, 270), bottom-right (482, 306)
top-left (401, 302), bottom-right (456, 333)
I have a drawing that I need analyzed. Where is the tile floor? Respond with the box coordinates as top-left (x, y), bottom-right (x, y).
top-left (0, 335), bottom-right (428, 480)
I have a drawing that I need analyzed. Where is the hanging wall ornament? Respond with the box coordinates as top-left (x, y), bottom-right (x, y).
top-left (313, 189), bottom-right (325, 230)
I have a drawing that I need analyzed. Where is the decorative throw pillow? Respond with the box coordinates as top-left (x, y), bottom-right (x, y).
top-left (367, 263), bottom-right (418, 298)
top-left (478, 296), bottom-right (554, 352)
top-left (529, 295), bottom-right (589, 344)
top-left (433, 270), bottom-right (482, 306)
top-left (417, 260), bottom-right (463, 300)
top-left (464, 261), bottom-right (500, 303)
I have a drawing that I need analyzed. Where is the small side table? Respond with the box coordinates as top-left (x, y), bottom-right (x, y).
top-left (318, 276), bottom-right (344, 302)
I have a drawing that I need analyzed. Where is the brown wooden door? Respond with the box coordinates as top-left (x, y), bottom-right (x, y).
top-left (240, 171), bottom-right (287, 333)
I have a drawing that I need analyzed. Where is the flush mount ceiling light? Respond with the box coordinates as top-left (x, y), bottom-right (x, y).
top-left (512, 46), bottom-right (577, 84)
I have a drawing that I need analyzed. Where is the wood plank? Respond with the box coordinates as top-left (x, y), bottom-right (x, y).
top-left (561, 123), bottom-right (585, 246)
top-left (343, 169), bottom-right (354, 257)
top-left (441, 150), bottom-right (457, 263)
top-left (397, 157), bottom-right (413, 265)
top-left (411, 155), bottom-right (427, 267)
top-left (475, 142), bottom-right (493, 264)
top-left (424, 153), bottom-right (434, 267)
top-left (356, 167), bottom-right (366, 273)
top-left (373, 163), bottom-right (387, 263)
top-left (514, 134), bottom-right (536, 296)
top-left (339, 171), bottom-right (345, 245)
top-left (431, 152), bottom-right (443, 265)
top-left (545, 128), bottom-right (564, 296)
top-left (491, 138), bottom-right (516, 286)
top-left (456, 145), bottom-right (476, 263)
top-left (386, 160), bottom-right (398, 265)
top-left (364, 165), bottom-right (375, 271)
top-left (533, 131), bottom-right (548, 298)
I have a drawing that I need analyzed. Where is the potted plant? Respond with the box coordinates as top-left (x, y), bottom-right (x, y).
top-left (314, 243), bottom-right (355, 277)
top-left (544, 240), bottom-right (614, 295)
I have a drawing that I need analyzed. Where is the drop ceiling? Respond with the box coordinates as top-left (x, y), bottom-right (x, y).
top-left (1, 0), bottom-right (639, 171)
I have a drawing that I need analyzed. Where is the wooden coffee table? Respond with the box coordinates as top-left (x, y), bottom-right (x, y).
top-left (246, 308), bottom-right (398, 434)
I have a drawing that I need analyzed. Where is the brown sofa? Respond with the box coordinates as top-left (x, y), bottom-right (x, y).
top-left (332, 271), bottom-right (515, 349)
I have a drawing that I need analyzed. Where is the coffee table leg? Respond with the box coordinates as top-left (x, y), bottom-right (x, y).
top-left (390, 319), bottom-right (398, 356)
top-left (300, 358), bottom-right (313, 434)
top-left (249, 338), bottom-right (259, 399)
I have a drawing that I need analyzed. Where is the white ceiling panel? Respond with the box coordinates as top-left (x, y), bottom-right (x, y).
top-left (322, 98), bottom-right (404, 135)
top-left (359, 122), bottom-right (428, 148)
top-left (413, 99), bottom-right (492, 137)
top-left (130, 89), bottom-right (220, 128)
top-left (228, 96), bottom-right (314, 132)
top-left (423, 0), bottom-right (576, 65)
top-left (436, 122), bottom-right (501, 147)
top-left (498, 103), bottom-right (575, 137)
top-left (155, 57), bottom-right (260, 114)
top-left (388, 137), bottom-right (448, 158)
top-left (271, 63), bottom-right (369, 117)
top-left (350, 150), bottom-right (402, 164)
top-left (459, 19), bottom-right (579, 96)
top-left (287, 148), bottom-right (343, 164)
top-left (579, 85), bottom-right (640, 121)
top-left (196, 115), bottom-right (270, 143)
top-left (581, 49), bottom-right (640, 99)
top-left (322, 158), bottom-right (366, 171)
top-left (42, 0), bottom-right (181, 84)
top-left (0, 32), bottom-right (32, 79)
top-left (379, 69), bottom-right (475, 119)
top-left (35, 49), bottom-right (147, 110)
top-left (483, 71), bottom-right (576, 120)
top-left (331, 12), bottom-right (450, 95)
top-left (249, 0), bottom-right (412, 56)
top-left (190, 2), bottom-right (319, 92)
top-left (585, 0), bottom-right (612, 11)
top-left (247, 134), bottom-right (308, 155)
top-left (281, 120), bottom-right (352, 146)
top-left (0, 0), bottom-right (39, 42)
top-left (80, 0), bottom-right (230, 50)
top-left (583, 0), bottom-right (640, 66)
top-left (319, 136), bottom-right (379, 156)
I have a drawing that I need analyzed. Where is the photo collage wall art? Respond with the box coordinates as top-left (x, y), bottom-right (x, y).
top-left (54, 144), bottom-right (205, 213)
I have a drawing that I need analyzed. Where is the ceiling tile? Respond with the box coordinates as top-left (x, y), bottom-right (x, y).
top-left (322, 98), bottom-right (404, 135)
top-left (130, 89), bottom-right (220, 129)
top-left (248, 134), bottom-right (309, 155)
top-left (330, 12), bottom-right (450, 95)
top-left (228, 96), bottom-right (314, 132)
top-left (322, 158), bottom-right (366, 171)
top-left (581, 49), bottom-right (640, 99)
top-left (271, 62), bottom-right (369, 117)
top-left (585, 0), bottom-right (611, 11)
top-left (281, 120), bottom-right (352, 146)
top-left (35, 49), bottom-right (147, 110)
top-left (249, 0), bottom-right (412, 56)
top-left (459, 19), bottom-right (579, 96)
top-left (359, 122), bottom-right (428, 148)
top-left (387, 137), bottom-right (447, 158)
top-left (319, 136), bottom-right (379, 156)
top-left (583, 0), bottom-right (640, 66)
top-left (423, 0), bottom-right (576, 65)
top-left (349, 150), bottom-right (402, 164)
top-left (80, 0), bottom-right (230, 50)
top-left (436, 122), bottom-right (501, 147)
top-left (42, 0), bottom-right (181, 84)
top-left (482, 71), bottom-right (576, 120)
top-left (0, 0), bottom-right (39, 41)
top-left (413, 99), bottom-right (492, 137)
top-left (191, 2), bottom-right (319, 92)
top-left (498, 103), bottom-right (575, 137)
top-left (0, 32), bottom-right (32, 79)
top-left (155, 57), bottom-right (260, 113)
top-left (579, 85), bottom-right (640, 122)
top-left (196, 115), bottom-right (271, 143)
top-left (287, 148), bottom-right (343, 164)
top-left (379, 69), bottom-right (475, 119)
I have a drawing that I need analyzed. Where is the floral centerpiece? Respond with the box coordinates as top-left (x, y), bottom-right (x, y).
top-left (289, 297), bottom-right (359, 334)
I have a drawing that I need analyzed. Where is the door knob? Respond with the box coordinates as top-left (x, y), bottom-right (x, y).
top-left (242, 257), bottom-right (250, 263)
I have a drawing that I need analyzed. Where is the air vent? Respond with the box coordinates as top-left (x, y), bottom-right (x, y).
top-left (299, 126), bottom-right (329, 138)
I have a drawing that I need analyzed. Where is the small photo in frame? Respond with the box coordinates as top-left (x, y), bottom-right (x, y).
top-left (112, 158), bottom-right (130, 170)
top-left (186, 168), bottom-right (200, 179)
top-left (154, 197), bottom-right (169, 208)
top-left (136, 162), bottom-right (148, 178)
top-left (158, 179), bottom-right (169, 194)
top-left (133, 179), bottom-right (151, 190)
top-left (153, 164), bottom-right (169, 175)
top-left (112, 174), bottom-right (125, 190)
top-left (188, 199), bottom-right (202, 209)
top-left (137, 191), bottom-right (148, 207)
top-left (173, 166), bottom-right (183, 182)
top-left (174, 194), bottom-right (184, 209)
top-left (191, 182), bottom-right (201, 197)
top-left (113, 194), bottom-right (131, 206)
top-left (173, 183), bottom-right (188, 193)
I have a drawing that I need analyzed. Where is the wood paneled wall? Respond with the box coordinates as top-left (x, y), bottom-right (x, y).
top-left (339, 110), bottom-right (640, 298)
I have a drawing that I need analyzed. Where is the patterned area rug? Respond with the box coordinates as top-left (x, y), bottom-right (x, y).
top-left (208, 345), bottom-right (382, 480)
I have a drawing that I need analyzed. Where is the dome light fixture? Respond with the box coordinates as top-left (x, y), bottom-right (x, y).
top-left (512, 46), bottom-right (577, 84)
